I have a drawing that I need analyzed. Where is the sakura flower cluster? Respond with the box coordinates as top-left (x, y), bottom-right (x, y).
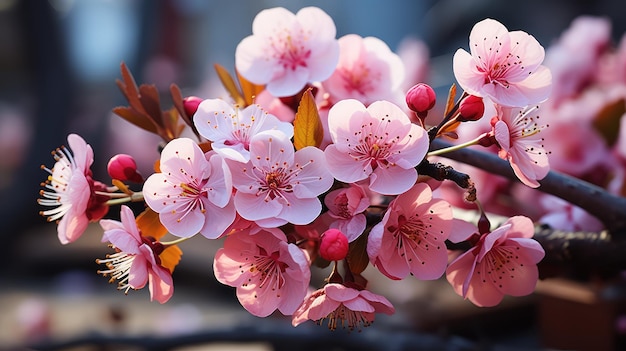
top-left (37, 6), bottom-right (568, 332)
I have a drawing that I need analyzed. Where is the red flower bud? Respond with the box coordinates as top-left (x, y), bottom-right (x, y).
top-left (319, 228), bottom-right (349, 261)
top-left (405, 83), bottom-right (436, 117)
top-left (458, 95), bottom-right (485, 122)
top-left (182, 96), bottom-right (203, 118)
top-left (107, 154), bottom-right (144, 183)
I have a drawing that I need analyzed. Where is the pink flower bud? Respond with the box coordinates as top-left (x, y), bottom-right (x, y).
top-left (319, 228), bottom-right (349, 261)
top-left (458, 95), bottom-right (485, 122)
top-left (107, 154), bottom-right (144, 183)
top-left (405, 83), bottom-right (436, 117)
top-left (183, 96), bottom-right (203, 118)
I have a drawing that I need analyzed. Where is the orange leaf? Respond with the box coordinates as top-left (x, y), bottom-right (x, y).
top-left (293, 88), bottom-right (323, 150)
top-left (214, 63), bottom-right (245, 106)
top-left (160, 244), bottom-right (183, 273)
top-left (237, 69), bottom-right (265, 106)
top-left (136, 207), bottom-right (168, 240)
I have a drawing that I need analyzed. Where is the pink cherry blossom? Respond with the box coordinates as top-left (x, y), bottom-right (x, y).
top-left (228, 130), bottom-right (333, 228)
top-left (97, 206), bottom-right (173, 304)
top-left (492, 105), bottom-right (550, 188)
top-left (539, 195), bottom-right (604, 232)
top-left (324, 99), bottom-right (428, 195)
top-left (544, 16), bottom-right (611, 103)
top-left (143, 138), bottom-right (236, 239)
top-left (322, 34), bottom-right (405, 106)
top-left (235, 6), bottom-right (340, 97)
top-left (213, 226), bottom-right (310, 317)
top-left (446, 216), bottom-right (545, 307)
top-left (323, 184), bottom-right (370, 242)
top-left (39, 133), bottom-right (109, 244)
top-left (291, 283), bottom-right (394, 330)
top-left (367, 183), bottom-right (453, 280)
top-left (193, 99), bottom-right (294, 163)
top-left (453, 18), bottom-right (552, 107)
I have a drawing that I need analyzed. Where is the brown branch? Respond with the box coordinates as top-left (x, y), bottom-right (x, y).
top-left (534, 225), bottom-right (626, 279)
top-left (430, 138), bottom-right (626, 233)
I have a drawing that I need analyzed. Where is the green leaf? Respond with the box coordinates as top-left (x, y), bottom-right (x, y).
top-left (293, 88), bottom-right (323, 150)
top-left (592, 98), bottom-right (625, 147)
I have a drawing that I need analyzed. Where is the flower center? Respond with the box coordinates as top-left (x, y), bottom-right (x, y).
top-left (96, 250), bottom-right (137, 294)
top-left (271, 31), bottom-right (311, 71)
top-left (318, 304), bottom-right (373, 331)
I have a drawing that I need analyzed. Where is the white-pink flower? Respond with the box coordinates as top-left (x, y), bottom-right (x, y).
top-left (367, 183), bottom-right (453, 280)
top-left (228, 130), bottom-right (333, 228)
top-left (97, 206), bottom-right (173, 304)
top-left (453, 18), bottom-right (552, 107)
top-left (193, 99), bottom-right (294, 163)
top-left (323, 184), bottom-right (370, 242)
top-left (322, 34), bottom-right (405, 106)
top-left (446, 216), bottom-right (545, 307)
top-left (493, 105), bottom-right (550, 188)
top-left (291, 283), bottom-right (394, 330)
top-left (39, 133), bottom-right (109, 244)
top-left (213, 226), bottom-right (310, 317)
top-left (143, 138), bottom-right (236, 239)
top-left (324, 99), bottom-right (428, 195)
top-left (235, 6), bottom-right (340, 97)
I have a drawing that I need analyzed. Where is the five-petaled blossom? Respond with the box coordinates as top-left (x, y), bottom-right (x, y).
top-left (292, 283), bottom-right (395, 331)
top-left (213, 226), bottom-right (310, 317)
top-left (446, 216), bottom-right (545, 307)
top-left (492, 105), bottom-right (550, 188)
top-left (143, 138), bottom-right (236, 239)
top-left (235, 6), bottom-right (340, 97)
top-left (228, 130), bottom-right (333, 228)
top-left (324, 99), bottom-right (429, 195)
top-left (453, 18), bottom-right (552, 107)
top-left (193, 99), bottom-right (294, 163)
top-left (97, 206), bottom-right (174, 304)
top-left (39, 133), bottom-right (109, 244)
top-left (367, 183), bottom-right (454, 280)
top-left (323, 184), bottom-right (370, 242)
top-left (322, 34), bottom-right (405, 106)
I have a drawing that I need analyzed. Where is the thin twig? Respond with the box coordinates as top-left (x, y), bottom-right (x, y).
top-left (429, 138), bottom-right (626, 233)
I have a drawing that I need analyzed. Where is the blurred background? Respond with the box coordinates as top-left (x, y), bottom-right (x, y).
top-left (2, 0), bottom-right (626, 350)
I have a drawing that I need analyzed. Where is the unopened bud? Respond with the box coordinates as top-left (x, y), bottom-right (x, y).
top-left (182, 96), bottom-right (203, 118)
top-left (319, 228), bottom-right (349, 261)
top-left (458, 95), bottom-right (484, 122)
top-left (405, 83), bottom-right (436, 118)
top-left (107, 154), bottom-right (144, 183)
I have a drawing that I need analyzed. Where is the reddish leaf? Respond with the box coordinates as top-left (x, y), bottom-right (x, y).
top-left (138, 84), bottom-right (165, 129)
top-left (346, 231), bottom-right (369, 275)
top-left (293, 88), bottom-right (324, 150)
top-left (444, 83), bottom-right (458, 118)
top-left (593, 98), bottom-right (625, 147)
top-left (112, 106), bottom-right (158, 134)
top-left (170, 83), bottom-right (194, 128)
